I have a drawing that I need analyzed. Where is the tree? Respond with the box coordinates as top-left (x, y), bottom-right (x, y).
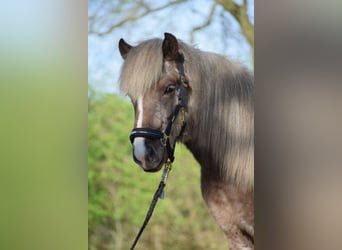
top-left (88, 0), bottom-right (254, 53)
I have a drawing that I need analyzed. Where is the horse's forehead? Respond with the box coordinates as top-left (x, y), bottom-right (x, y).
top-left (164, 60), bottom-right (178, 73)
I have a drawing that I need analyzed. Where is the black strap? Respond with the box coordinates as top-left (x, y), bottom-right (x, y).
top-left (130, 128), bottom-right (164, 143)
top-left (177, 53), bottom-right (185, 75)
top-left (164, 104), bottom-right (182, 136)
top-left (179, 84), bottom-right (187, 107)
top-left (165, 140), bottom-right (174, 162)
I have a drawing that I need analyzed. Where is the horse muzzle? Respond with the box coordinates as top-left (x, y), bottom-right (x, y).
top-left (132, 137), bottom-right (166, 172)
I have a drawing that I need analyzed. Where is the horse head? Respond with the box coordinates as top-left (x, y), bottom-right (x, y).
top-left (119, 33), bottom-right (189, 172)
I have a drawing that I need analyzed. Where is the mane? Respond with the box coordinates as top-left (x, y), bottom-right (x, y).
top-left (120, 39), bottom-right (163, 99)
top-left (120, 38), bottom-right (254, 190)
top-left (180, 44), bottom-right (254, 190)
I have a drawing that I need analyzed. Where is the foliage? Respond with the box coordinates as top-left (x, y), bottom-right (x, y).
top-left (88, 91), bottom-right (227, 249)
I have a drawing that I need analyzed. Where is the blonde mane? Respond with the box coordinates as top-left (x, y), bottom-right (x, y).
top-left (120, 39), bottom-right (163, 99)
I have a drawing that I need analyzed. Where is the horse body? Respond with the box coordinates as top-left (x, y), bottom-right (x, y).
top-left (119, 33), bottom-right (254, 249)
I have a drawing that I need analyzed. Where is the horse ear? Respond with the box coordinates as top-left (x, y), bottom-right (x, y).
top-left (162, 33), bottom-right (179, 61)
top-left (119, 38), bottom-right (133, 59)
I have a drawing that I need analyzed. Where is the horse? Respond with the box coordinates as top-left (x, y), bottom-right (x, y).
top-left (118, 33), bottom-right (254, 250)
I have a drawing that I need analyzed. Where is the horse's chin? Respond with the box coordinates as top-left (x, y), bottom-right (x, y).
top-left (142, 159), bottom-right (164, 173)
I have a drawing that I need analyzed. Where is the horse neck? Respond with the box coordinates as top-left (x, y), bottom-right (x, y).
top-left (182, 51), bottom-right (254, 189)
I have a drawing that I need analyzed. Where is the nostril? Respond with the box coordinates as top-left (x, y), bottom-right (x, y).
top-left (146, 144), bottom-right (156, 161)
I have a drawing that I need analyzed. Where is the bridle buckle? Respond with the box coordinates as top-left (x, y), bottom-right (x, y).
top-left (160, 133), bottom-right (169, 147)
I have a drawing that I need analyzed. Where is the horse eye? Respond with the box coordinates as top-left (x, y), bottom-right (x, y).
top-left (164, 85), bottom-right (176, 95)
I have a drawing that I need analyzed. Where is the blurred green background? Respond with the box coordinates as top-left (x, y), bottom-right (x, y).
top-left (0, 1), bottom-right (87, 250)
top-left (88, 89), bottom-right (227, 249)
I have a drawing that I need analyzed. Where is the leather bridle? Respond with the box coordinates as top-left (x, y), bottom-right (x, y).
top-left (129, 52), bottom-right (189, 163)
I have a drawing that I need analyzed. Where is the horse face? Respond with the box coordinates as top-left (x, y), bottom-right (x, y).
top-left (131, 62), bottom-right (182, 172)
top-left (119, 33), bottom-right (183, 172)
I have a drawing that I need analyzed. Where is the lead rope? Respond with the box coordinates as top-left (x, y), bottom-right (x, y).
top-left (130, 161), bottom-right (172, 250)
top-left (129, 107), bottom-right (186, 250)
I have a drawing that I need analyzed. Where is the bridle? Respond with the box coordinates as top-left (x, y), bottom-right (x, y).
top-left (129, 52), bottom-right (189, 250)
top-left (129, 52), bottom-right (189, 164)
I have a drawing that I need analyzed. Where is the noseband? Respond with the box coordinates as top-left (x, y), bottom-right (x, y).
top-left (129, 53), bottom-right (189, 163)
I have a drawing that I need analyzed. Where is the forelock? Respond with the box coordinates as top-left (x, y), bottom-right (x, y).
top-left (119, 39), bottom-right (164, 99)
